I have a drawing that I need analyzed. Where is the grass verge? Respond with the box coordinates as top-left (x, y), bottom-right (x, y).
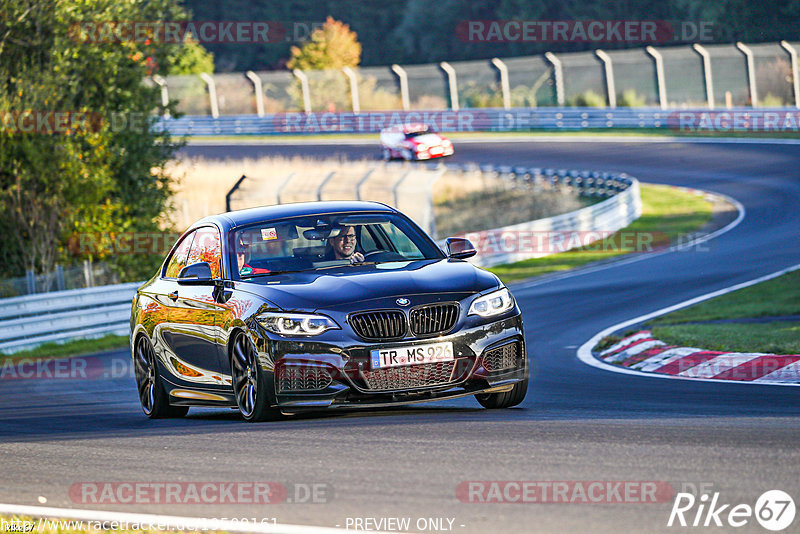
top-left (648, 269), bottom-right (800, 354)
top-left (488, 183), bottom-right (714, 283)
top-left (0, 334), bottom-right (128, 362)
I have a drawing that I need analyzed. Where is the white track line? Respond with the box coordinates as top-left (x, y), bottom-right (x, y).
top-left (576, 263), bottom-right (800, 387)
top-left (511, 189), bottom-right (746, 291)
top-left (0, 503), bottom-right (398, 534)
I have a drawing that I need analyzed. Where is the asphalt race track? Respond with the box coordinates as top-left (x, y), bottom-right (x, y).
top-left (2, 139), bottom-right (799, 533)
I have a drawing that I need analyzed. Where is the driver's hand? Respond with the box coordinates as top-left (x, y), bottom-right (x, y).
top-left (349, 252), bottom-right (365, 264)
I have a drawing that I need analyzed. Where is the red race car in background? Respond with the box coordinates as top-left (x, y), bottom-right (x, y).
top-left (380, 123), bottom-right (454, 161)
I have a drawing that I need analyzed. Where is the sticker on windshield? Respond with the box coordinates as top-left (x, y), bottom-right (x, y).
top-left (261, 228), bottom-right (278, 241)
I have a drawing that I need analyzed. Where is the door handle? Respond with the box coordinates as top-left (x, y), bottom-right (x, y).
top-left (168, 291), bottom-right (178, 301)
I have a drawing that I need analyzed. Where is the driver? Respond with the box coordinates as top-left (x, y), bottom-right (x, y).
top-left (325, 225), bottom-right (364, 264)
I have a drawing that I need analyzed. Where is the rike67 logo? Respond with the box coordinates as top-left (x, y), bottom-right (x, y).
top-left (668, 490), bottom-right (795, 531)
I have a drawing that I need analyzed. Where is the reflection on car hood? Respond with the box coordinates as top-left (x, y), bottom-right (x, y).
top-left (239, 259), bottom-right (499, 311)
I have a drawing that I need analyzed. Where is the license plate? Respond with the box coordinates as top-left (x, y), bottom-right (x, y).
top-left (371, 341), bottom-right (454, 369)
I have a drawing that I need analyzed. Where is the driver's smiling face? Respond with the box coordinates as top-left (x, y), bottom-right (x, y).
top-left (331, 226), bottom-right (357, 258)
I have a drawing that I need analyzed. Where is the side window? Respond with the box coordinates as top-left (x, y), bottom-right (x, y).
top-left (164, 231), bottom-right (195, 278)
top-left (186, 227), bottom-right (222, 278)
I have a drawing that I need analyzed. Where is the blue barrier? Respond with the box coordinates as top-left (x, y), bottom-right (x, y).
top-left (155, 107), bottom-right (680, 136)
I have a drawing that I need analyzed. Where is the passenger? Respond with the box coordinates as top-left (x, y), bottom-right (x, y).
top-left (236, 237), bottom-right (270, 275)
top-left (324, 225), bottom-right (364, 264)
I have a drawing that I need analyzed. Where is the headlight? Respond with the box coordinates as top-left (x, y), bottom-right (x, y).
top-left (257, 312), bottom-right (339, 336)
top-left (416, 144), bottom-right (428, 151)
top-left (468, 288), bottom-right (515, 317)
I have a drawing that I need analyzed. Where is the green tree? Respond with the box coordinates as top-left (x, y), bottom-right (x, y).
top-left (0, 0), bottom-right (212, 280)
top-left (287, 17), bottom-right (361, 71)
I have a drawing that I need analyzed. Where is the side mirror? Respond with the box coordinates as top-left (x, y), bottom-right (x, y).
top-left (445, 237), bottom-right (477, 259)
top-left (177, 262), bottom-right (214, 285)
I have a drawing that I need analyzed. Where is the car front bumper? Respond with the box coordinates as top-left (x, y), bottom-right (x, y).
top-left (253, 314), bottom-right (527, 412)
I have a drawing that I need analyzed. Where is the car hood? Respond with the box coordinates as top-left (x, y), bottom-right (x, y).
top-left (409, 133), bottom-right (445, 145)
top-left (237, 259), bottom-right (499, 311)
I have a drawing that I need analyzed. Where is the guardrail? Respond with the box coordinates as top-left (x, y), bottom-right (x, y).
top-left (0, 165), bottom-right (640, 353)
top-left (156, 108), bottom-right (678, 136)
top-left (0, 282), bottom-right (140, 354)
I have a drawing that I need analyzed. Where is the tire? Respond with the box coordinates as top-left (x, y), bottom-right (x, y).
top-left (475, 377), bottom-right (528, 409)
top-left (230, 332), bottom-right (281, 422)
top-left (133, 335), bottom-right (189, 419)
top-left (402, 149), bottom-right (415, 161)
top-left (382, 147), bottom-right (392, 161)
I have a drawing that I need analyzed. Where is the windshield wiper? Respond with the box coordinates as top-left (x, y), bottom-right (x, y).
top-left (240, 270), bottom-right (305, 279)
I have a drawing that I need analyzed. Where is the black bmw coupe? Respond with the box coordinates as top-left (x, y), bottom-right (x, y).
top-left (131, 201), bottom-right (528, 421)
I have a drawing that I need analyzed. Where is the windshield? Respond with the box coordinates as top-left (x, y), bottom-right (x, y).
top-left (230, 212), bottom-right (443, 279)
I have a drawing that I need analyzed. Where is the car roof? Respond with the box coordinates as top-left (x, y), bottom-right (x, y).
top-left (190, 200), bottom-right (397, 232)
top-left (382, 122), bottom-right (431, 134)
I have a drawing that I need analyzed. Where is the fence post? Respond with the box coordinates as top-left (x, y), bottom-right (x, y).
top-left (544, 52), bottom-right (565, 106)
top-left (83, 260), bottom-right (94, 288)
top-left (56, 265), bottom-right (65, 291)
top-left (342, 67), bottom-right (360, 114)
top-left (424, 167), bottom-right (446, 238)
top-left (151, 75), bottom-right (170, 118)
top-left (317, 171), bottom-right (336, 201)
top-left (392, 170), bottom-right (412, 207)
top-left (780, 41), bottom-right (800, 108)
top-left (293, 69), bottom-right (312, 114)
top-left (736, 42), bottom-right (758, 107)
top-left (594, 50), bottom-right (616, 108)
top-left (356, 169), bottom-right (375, 201)
top-left (245, 71), bottom-right (265, 117)
top-left (439, 62), bottom-right (460, 111)
top-left (391, 64), bottom-right (410, 111)
top-left (692, 44), bottom-right (715, 109)
top-left (226, 175), bottom-right (247, 212)
top-left (645, 46), bottom-right (667, 110)
top-left (490, 58), bottom-right (511, 110)
top-left (276, 172), bottom-right (295, 205)
top-left (25, 269), bottom-right (35, 295)
top-left (199, 73), bottom-right (220, 118)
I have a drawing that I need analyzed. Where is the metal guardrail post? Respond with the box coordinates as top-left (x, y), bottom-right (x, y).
top-left (439, 61), bottom-right (459, 111)
top-left (544, 52), bottom-right (565, 106)
top-left (56, 265), bottom-right (65, 291)
top-left (199, 73), bottom-right (219, 118)
top-left (645, 46), bottom-right (667, 110)
top-left (490, 58), bottom-right (511, 110)
top-left (342, 67), bottom-right (360, 114)
top-left (293, 69), bottom-right (312, 114)
top-left (151, 75), bottom-right (170, 118)
top-left (355, 169), bottom-right (375, 201)
top-left (594, 50), bottom-right (616, 108)
top-left (391, 64), bottom-right (410, 111)
top-left (692, 44), bottom-right (715, 109)
top-left (276, 172), bottom-right (295, 205)
top-left (225, 175), bottom-right (247, 212)
top-left (736, 42), bottom-right (758, 107)
top-left (317, 171), bottom-right (337, 201)
top-left (245, 71), bottom-right (265, 117)
top-left (780, 41), bottom-right (800, 108)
